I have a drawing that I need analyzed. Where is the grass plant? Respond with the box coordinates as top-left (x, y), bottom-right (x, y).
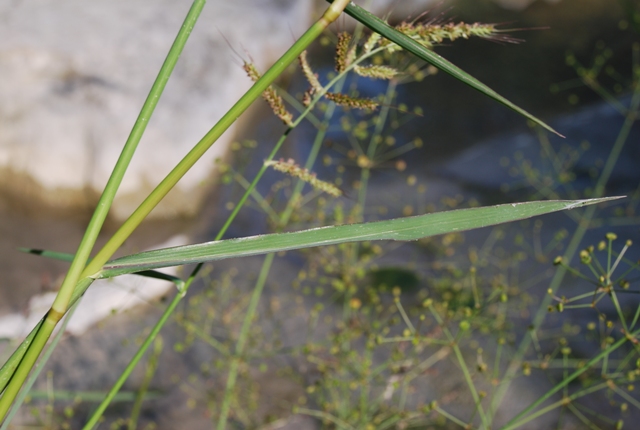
top-left (0, 0), bottom-right (637, 428)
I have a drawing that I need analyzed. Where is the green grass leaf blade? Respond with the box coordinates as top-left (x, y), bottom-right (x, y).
top-left (18, 248), bottom-right (75, 262)
top-left (332, 0), bottom-right (563, 137)
top-left (98, 197), bottom-right (620, 277)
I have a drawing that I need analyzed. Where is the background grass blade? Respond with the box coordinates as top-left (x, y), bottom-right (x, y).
top-left (330, 0), bottom-right (563, 137)
top-left (98, 198), bottom-right (620, 277)
top-left (19, 249), bottom-right (185, 292)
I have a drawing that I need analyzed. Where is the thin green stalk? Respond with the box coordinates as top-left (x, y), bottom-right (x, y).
top-left (427, 303), bottom-right (489, 428)
top-left (295, 407), bottom-right (356, 430)
top-left (128, 337), bottom-right (163, 430)
top-left (434, 406), bottom-right (471, 428)
top-left (609, 240), bottom-right (630, 275)
top-left (176, 320), bottom-right (230, 356)
top-left (82, 266), bottom-right (202, 430)
top-left (216, 252), bottom-right (275, 429)
top-left (501, 328), bottom-right (637, 430)
top-left (357, 79), bottom-right (397, 213)
top-left (231, 171), bottom-right (280, 224)
top-left (610, 289), bottom-right (630, 333)
top-left (610, 383), bottom-right (640, 410)
top-left (489, 82), bottom-right (640, 425)
top-left (0, 300), bottom-right (81, 430)
top-left (359, 347), bottom-right (373, 422)
top-left (630, 301), bottom-right (640, 330)
top-left (277, 87), bottom-right (341, 227)
top-left (395, 299), bottom-right (416, 334)
top-left (0, 0), bottom-right (207, 420)
top-left (566, 403), bottom-right (601, 430)
top-left (504, 381), bottom-right (608, 430)
top-left (16, 390), bottom-right (154, 403)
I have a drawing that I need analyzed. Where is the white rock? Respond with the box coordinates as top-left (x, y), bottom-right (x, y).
top-left (0, 0), bottom-right (314, 219)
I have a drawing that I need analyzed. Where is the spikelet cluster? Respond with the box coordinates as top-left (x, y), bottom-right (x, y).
top-left (383, 22), bottom-right (502, 51)
top-left (325, 92), bottom-right (378, 111)
top-left (265, 159), bottom-right (342, 197)
top-left (335, 32), bottom-right (356, 73)
top-left (362, 32), bottom-right (381, 55)
top-left (353, 65), bottom-right (398, 80)
top-left (243, 62), bottom-right (293, 127)
top-left (299, 51), bottom-right (323, 107)
top-left (296, 20), bottom-right (504, 113)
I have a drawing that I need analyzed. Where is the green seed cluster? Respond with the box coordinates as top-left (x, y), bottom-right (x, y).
top-left (265, 158), bottom-right (342, 197)
top-left (243, 62), bottom-right (293, 126)
top-left (325, 92), bottom-right (379, 111)
top-left (385, 21), bottom-right (499, 51)
top-left (353, 65), bottom-right (398, 80)
top-left (335, 32), bottom-right (354, 73)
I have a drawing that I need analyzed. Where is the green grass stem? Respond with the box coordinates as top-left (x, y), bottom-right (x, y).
top-left (80, 0), bottom-right (350, 281)
top-left (82, 267), bottom-right (202, 430)
top-left (0, 300), bottom-right (81, 430)
top-left (427, 303), bottom-right (489, 428)
top-left (216, 253), bottom-right (275, 429)
top-left (127, 336), bottom-right (163, 430)
top-left (501, 331), bottom-right (639, 430)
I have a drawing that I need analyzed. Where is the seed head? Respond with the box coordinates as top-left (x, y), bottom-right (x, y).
top-left (325, 92), bottom-right (378, 111)
top-left (243, 61), bottom-right (293, 126)
top-left (354, 65), bottom-right (398, 80)
top-left (335, 32), bottom-right (354, 73)
top-left (265, 158), bottom-right (342, 197)
top-left (299, 51), bottom-right (323, 93)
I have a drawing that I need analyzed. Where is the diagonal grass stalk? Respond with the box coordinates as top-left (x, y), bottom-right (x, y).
top-left (128, 336), bottom-right (163, 430)
top-left (0, 299), bottom-right (81, 430)
top-left (501, 330), bottom-right (640, 429)
top-left (216, 253), bottom-right (274, 429)
top-left (80, 265), bottom-right (203, 430)
top-left (426, 302), bottom-right (489, 428)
